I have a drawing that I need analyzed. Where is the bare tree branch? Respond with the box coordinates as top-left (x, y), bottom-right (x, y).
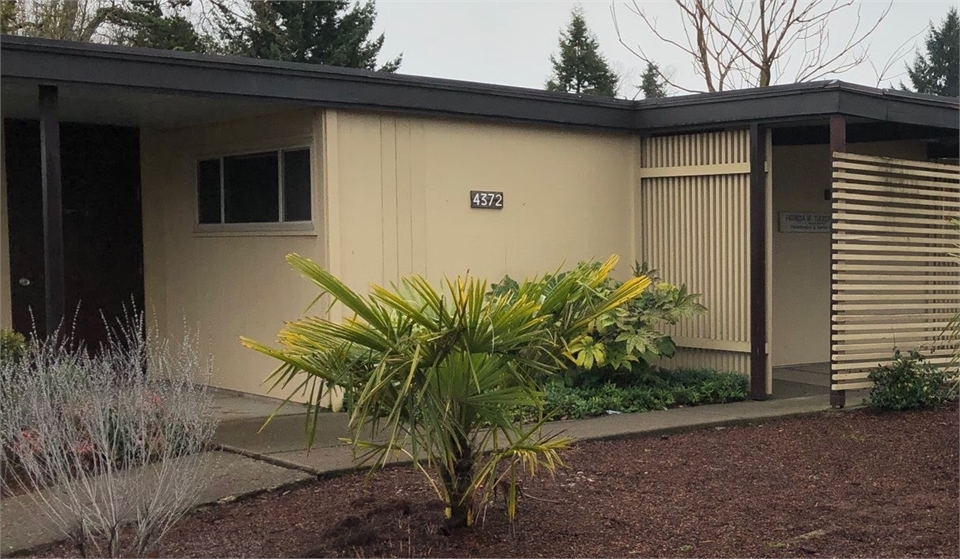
top-left (867, 25), bottom-right (926, 88)
top-left (614, 0), bottom-right (896, 92)
top-left (612, 2), bottom-right (711, 93)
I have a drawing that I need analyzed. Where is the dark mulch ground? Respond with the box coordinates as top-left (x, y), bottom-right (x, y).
top-left (32, 406), bottom-right (958, 558)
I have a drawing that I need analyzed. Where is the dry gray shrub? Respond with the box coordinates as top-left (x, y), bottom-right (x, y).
top-left (1, 311), bottom-right (218, 557)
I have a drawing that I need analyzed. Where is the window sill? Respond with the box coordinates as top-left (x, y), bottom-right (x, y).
top-left (193, 222), bottom-right (318, 237)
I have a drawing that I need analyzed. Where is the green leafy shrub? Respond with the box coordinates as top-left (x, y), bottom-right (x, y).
top-left (0, 329), bottom-right (28, 406)
top-left (867, 349), bottom-right (953, 411)
top-left (492, 261), bottom-right (705, 387)
top-left (1, 328), bottom-right (26, 364)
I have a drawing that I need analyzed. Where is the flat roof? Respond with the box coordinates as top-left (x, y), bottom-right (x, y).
top-left (2, 35), bottom-right (958, 132)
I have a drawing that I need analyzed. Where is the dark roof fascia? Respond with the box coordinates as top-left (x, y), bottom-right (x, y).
top-left (836, 84), bottom-right (959, 129)
top-left (633, 81), bottom-right (960, 133)
top-left (633, 84), bottom-right (842, 133)
top-left (0, 36), bottom-right (637, 131)
top-left (2, 36), bottom-right (958, 134)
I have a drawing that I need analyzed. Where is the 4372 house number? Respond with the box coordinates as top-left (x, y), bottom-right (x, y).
top-left (470, 190), bottom-right (504, 209)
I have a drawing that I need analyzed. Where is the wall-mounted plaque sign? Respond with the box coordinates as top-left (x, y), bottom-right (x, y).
top-left (470, 190), bottom-right (504, 209)
top-left (779, 212), bottom-right (831, 233)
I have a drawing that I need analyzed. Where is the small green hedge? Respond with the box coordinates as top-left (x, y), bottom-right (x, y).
top-left (867, 349), bottom-right (955, 411)
top-left (517, 368), bottom-right (748, 421)
top-left (1, 328), bottom-right (26, 364)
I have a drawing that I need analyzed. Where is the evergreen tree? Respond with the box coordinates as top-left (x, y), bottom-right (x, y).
top-left (903, 7), bottom-right (959, 97)
top-left (107, 0), bottom-right (208, 53)
top-left (1, 1), bottom-right (20, 35)
top-left (219, 0), bottom-right (401, 72)
top-left (0, 0), bottom-right (210, 52)
top-left (639, 61), bottom-right (667, 99)
top-left (546, 6), bottom-right (618, 97)
top-left (0, 0), bottom-right (113, 42)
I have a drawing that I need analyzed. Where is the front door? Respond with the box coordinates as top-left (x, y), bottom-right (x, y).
top-left (4, 119), bottom-right (144, 349)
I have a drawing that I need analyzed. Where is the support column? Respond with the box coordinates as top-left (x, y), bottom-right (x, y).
top-left (829, 114), bottom-right (846, 408)
top-left (749, 123), bottom-right (768, 400)
top-left (39, 85), bottom-right (64, 337)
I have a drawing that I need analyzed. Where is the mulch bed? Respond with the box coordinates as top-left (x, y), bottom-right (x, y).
top-left (28, 406), bottom-right (958, 558)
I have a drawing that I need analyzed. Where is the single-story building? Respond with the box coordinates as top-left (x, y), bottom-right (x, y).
top-left (1, 36), bottom-right (957, 407)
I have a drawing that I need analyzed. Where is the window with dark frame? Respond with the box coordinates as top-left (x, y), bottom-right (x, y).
top-left (196, 148), bottom-right (312, 225)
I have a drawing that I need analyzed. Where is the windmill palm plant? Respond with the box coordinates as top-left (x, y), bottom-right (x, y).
top-left (242, 254), bottom-right (650, 529)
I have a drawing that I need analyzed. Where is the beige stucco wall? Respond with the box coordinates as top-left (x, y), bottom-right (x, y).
top-left (0, 123), bottom-right (10, 329)
top-left (141, 107), bottom-right (637, 399)
top-left (141, 109), bottom-right (325, 398)
top-left (325, 109), bottom-right (638, 294)
top-left (771, 139), bottom-right (928, 367)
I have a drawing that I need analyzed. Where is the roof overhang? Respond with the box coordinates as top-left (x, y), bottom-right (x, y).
top-left (2, 35), bottom-right (958, 135)
top-left (0, 36), bottom-right (636, 130)
top-left (633, 81), bottom-right (959, 132)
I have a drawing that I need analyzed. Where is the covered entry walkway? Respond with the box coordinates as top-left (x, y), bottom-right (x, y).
top-left (636, 109), bottom-right (958, 402)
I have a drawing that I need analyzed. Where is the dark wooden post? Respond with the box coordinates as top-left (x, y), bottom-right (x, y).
top-left (39, 85), bottom-right (65, 337)
top-left (829, 114), bottom-right (846, 408)
top-left (749, 123), bottom-right (768, 400)
top-left (829, 115), bottom-right (847, 154)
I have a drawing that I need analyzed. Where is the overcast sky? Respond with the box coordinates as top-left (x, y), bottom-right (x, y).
top-left (371, 0), bottom-right (956, 97)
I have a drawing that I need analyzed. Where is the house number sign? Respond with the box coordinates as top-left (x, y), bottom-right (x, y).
top-left (470, 190), bottom-right (504, 209)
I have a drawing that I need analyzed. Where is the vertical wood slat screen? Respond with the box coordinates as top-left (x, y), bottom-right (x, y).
top-left (639, 130), bottom-right (752, 374)
top-left (831, 152), bottom-right (960, 391)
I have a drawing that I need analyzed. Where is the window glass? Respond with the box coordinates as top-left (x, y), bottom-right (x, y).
top-left (197, 159), bottom-right (221, 224)
top-left (283, 149), bottom-right (311, 222)
top-left (196, 147), bottom-right (312, 226)
top-left (223, 152), bottom-right (279, 224)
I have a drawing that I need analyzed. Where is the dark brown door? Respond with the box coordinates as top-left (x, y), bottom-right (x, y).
top-left (4, 119), bottom-right (144, 349)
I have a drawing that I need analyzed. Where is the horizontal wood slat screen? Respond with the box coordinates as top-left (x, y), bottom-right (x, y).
top-left (831, 152), bottom-right (960, 391)
top-left (639, 130), bottom-right (751, 374)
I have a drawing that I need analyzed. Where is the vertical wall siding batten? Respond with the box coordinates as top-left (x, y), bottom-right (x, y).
top-left (730, 174), bottom-right (738, 340)
top-left (380, 117), bottom-right (399, 283)
top-left (710, 180), bottom-right (719, 339)
top-left (694, 181), bottom-right (703, 335)
top-left (395, 119), bottom-right (413, 278)
top-left (722, 175), bottom-right (731, 341)
top-left (639, 130), bottom-right (752, 375)
top-left (831, 152), bottom-right (960, 391)
top-left (410, 122), bottom-right (427, 276)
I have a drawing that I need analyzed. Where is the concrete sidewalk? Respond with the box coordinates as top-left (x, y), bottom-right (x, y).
top-left (214, 394), bottom-right (837, 474)
top-left (1, 394), bottom-right (836, 556)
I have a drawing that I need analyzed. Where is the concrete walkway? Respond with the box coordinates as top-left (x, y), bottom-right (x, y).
top-left (1, 393), bottom-right (836, 556)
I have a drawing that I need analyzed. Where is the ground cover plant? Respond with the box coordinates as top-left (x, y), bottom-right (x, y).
top-left (0, 314), bottom-right (218, 558)
top-left (25, 405), bottom-right (958, 558)
top-left (243, 254), bottom-right (651, 529)
top-left (531, 367), bottom-right (748, 420)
